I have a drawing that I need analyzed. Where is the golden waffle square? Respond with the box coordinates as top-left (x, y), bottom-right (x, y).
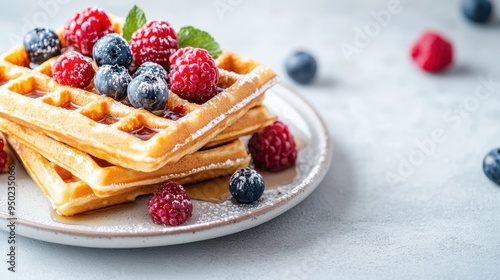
top-left (7, 136), bottom-right (249, 217)
top-left (0, 15), bottom-right (278, 172)
top-left (0, 112), bottom-right (268, 197)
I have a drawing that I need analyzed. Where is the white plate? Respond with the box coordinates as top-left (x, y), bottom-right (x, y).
top-left (0, 84), bottom-right (331, 248)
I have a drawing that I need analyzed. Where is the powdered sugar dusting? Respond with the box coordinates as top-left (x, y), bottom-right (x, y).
top-left (171, 76), bottom-right (279, 153)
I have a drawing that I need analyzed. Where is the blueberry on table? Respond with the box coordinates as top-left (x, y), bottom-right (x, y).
top-left (94, 65), bottom-right (132, 101)
top-left (462, 0), bottom-right (493, 24)
top-left (285, 51), bottom-right (317, 84)
top-left (23, 28), bottom-right (61, 66)
top-left (127, 74), bottom-right (169, 111)
top-left (483, 148), bottom-right (500, 185)
top-left (229, 168), bottom-right (265, 204)
top-left (92, 34), bottom-right (133, 68)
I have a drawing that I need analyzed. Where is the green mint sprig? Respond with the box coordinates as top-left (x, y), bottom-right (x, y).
top-left (121, 6), bottom-right (222, 58)
top-left (122, 5), bottom-right (147, 42)
top-left (177, 26), bottom-right (222, 58)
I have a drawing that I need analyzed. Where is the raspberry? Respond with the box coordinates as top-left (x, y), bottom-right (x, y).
top-left (148, 181), bottom-right (193, 226)
top-left (0, 138), bottom-right (8, 172)
top-left (130, 21), bottom-right (178, 69)
top-left (248, 121), bottom-right (297, 172)
top-left (411, 31), bottom-right (453, 73)
top-left (169, 47), bottom-right (219, 104)
top-left (52, 51), bottom-right (95, 88)
top-left (63, 7), bottom-right (114, 56)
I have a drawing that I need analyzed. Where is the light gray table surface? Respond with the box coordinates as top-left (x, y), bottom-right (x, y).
top-left (1, 0), bottom-right (500, 279)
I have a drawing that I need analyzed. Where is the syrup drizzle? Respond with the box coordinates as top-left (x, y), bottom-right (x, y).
top-left (130, 126), bottom-right (160, 141)
top-left (163, 105), bottom-right (186, 121)
top-left (24, 89), bottom-right (47, 99)
top-left (96, 115), bottom-right (120, 125)
top-left (61, 101), bottom-right (80, 110)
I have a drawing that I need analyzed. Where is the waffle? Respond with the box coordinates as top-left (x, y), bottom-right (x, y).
top-left (0, 16), bottom-right (278, 172)
top-left (7, 135), bottom-right (250, 216)
top-left (0, 108), bottom-right (274, 197)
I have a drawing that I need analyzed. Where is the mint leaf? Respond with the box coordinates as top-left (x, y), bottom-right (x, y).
top-left (178, 26), bottom-right (222, 58)
top-left (122, 5), bottom-right (147, 42)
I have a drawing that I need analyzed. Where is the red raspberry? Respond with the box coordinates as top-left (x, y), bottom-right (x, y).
top-left (130, 21), bottom-right (178, 70)
top-left (148, 181), bottom-right (193, 226)
top-left (248, 121), bottom-right (297, 172)
top-left (52, 51), bottom-right (95, 88)
top-left (0, 138), bottom-right (8, 171)
top-left (63, 7), bottom-right (114, 56)
top-left (411, 31), bottom-right (453, 72)
top-left (169, 47), bottom-right (219, 104)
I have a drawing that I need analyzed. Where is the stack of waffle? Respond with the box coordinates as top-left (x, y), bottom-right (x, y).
top-left (0, 17), bottom-right (278, 216)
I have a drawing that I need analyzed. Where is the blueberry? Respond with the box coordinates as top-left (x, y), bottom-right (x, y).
top-left (92, 34), bottom-right (133, 68)
top-left (127, 74), bottom-right (169, 111)
top-left (134, 62), bottom-right (168, 84)
top-left (23, 28), bottom-right (61, 66)
top-left (462, 0), bottom-right (493, 24)
top-left (229, 168), bottom-right (265, 203)
top-left (94, 65), bottom-right (131, 101)
top-left (285, 51), bottom-right (317, 84)
top-left (483, 148), bottom-right (500, 185)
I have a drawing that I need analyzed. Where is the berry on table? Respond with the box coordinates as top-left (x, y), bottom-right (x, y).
top-left (169, 47), bottom-right (219, 104)
top-left (248, 121), bottom-right (297, 172)
top-left (229, 168), bottom-right (265, 204)
top-left (130, 20), bottom-right (178, 69)
top-left (148, 181), bottom-right (193, 226)
top-left (92, 34), bottom-right (133, 68)
top-left (52, 51), bottom-right (95, 88)
top-left (127, 74), bottom-right (169, 111)
top-left (94, 65), bottom-right (131, 101)
top-left (483, 148), bottom-right (500, 185)
top-left (411, 31), bottom-right (453, 73)
top-left (285, 51), bottom-right (317, 84)
top-left (23, 28), bottom-right (61, 66)
top-left (462, 0), bottom-right (493, 24)
top-left (133, 62), bottom-right (168, 84)
top-left (63, 7), bottom-right (115, 56)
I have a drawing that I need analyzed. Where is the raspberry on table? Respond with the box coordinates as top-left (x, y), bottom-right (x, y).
top-left (248, 121), bottom-right (298, 172)
top-left (23, 28), bottom-right (61, 66)
top-left (411, 31), bottom-right (453, 73)
top-left (130, 20), bottom-right (178, 70)
top-left (63, 7), bottom-right (115, 56)
top-left (229, 168), bottom-right (265, 204)
top-left (52, 51), bottom-right (95, 88)
top-left (148, 181), bottom-right (193, 226)
top-left (169, 47), bottom-right (219, 104)
top-left (92, 34), bottom-right (132, 68)
top-left (94, 64), bottom-right (131, 101)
